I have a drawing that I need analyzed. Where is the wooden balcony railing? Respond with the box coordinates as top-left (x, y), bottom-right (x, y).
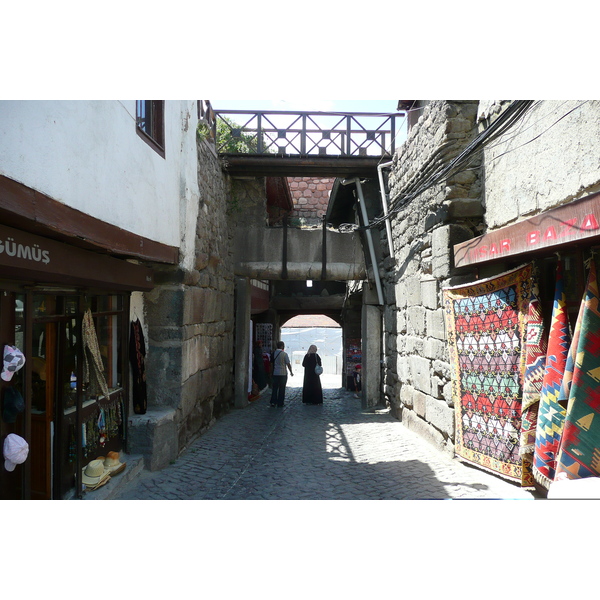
top-left (210, 107), bottom-right (405, 157)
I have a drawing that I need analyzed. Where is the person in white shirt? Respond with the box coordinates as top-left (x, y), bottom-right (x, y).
top-left (270, 341), bottom-right (293, 407)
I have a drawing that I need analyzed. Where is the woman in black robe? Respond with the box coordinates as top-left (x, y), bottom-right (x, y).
top-left (302, 345), bottom-right (323, 405)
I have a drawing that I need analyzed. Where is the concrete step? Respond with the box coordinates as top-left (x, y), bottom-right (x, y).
top-left (82, 453), bottom-right (145, 500)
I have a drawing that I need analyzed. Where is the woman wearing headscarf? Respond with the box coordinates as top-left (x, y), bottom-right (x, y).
top-left (302, 344), bottom-right (323, 405)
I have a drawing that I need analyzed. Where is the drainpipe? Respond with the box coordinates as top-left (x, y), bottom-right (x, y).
top-left (341, 177), bottom-right (384, 306)
top-left (377, 160), bottom-right (395, 260)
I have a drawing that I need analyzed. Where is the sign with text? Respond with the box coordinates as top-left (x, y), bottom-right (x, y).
top-left (454, 192), bottom-right (600, 267)
top-left (0, 224), bottom-right (154, 290)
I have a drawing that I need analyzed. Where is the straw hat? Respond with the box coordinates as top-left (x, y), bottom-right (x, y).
top-left (82, 459), bottom-right (110, 486)
top-left (102, 451), bottom-right (126, 476)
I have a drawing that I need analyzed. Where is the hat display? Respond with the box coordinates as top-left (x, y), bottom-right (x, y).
top-left (81, 459), bottom-right (110, 487)
top-left (2, 387), bottom-right (25, 424)
top-left (102, 451), bottom-right (126, 476)
top-left (3, 433), bottom-right (29, 472)
top-left (1, 345), bottom-right (26, 382)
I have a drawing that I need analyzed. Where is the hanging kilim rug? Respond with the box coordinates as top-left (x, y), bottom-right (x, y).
top-left (520, 280), bottom-right (547, 452)
top-left (555, 258), bottom-right (600, 481)
top-left (533, 259), bottom-right (571, 489)
top-left (443, 263), bottom-right (535, 485)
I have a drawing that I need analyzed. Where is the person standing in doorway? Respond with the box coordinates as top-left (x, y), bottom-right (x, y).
top-left (353, 364), bottom-right (362, 399)
top-left (252, 340), bottom-right (267, 391)
top-left (270, 341), bottom-right (293, 407)
top-left (302, 344), bottom-right (323, 405)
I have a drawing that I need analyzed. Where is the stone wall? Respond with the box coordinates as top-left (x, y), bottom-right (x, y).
top-left (479, 100), bottom-right (600, 229)
top-left (288, 177), bottom-right (334, 225)
top-left (382, 100), bottom-right (600, 459)
top-left (382, 101), bottom-right (481, 455)
top-left (128, 138), bottom-right (235, 470)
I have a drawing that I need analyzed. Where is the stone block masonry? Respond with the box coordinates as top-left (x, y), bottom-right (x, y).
top-left (128, 138), bottom-right (236, 470)
top-left (288, 177), bottom-right (334, 225)
top-left (382, 101), bottom-right (481, 455)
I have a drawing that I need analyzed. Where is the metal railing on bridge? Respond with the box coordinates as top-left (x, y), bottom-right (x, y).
top-left (207, 106), bottom-right (405, 158)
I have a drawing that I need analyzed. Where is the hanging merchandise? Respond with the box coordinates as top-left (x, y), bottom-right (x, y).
top-left (533, 259), bottom-right (571, 488)
top-left (129, 319), bottom-right (147, 414)
top-left (256, 323), bottom-right (273, 350)
top-left (83, 414), bottom-right (98, 458)
top-left (97, 408), bottom-right (106, 447)
top-left (2, 386), bottom-right (25, 423)
top-left (443, 263), bottom-right (536, 487)
top-left (3, 433), bottom-right (29, 471)
top-left (555, 257), bottom-right (600, 480)
top-left (519, 277), bottom-right (548, 484)
top-left (68, 424), bottom-right (77, 463)
top-left (1, 345), bottom-right (25, 382)
top-left (346, 339), bottom-right (361, 389)
top-left (82, 309), bottom-right (110, 399)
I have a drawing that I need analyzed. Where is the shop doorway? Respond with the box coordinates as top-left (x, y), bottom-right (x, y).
top-left (1, 290), bottom-right (129, 500)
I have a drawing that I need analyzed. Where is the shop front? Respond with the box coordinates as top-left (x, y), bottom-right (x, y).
top-left (447, 191), bottom-right (600, 494)
top-left (0, 224), bottom-right (153, 499)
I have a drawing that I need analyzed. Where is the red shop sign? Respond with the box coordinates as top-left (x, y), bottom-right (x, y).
top-left (454, 191), bottom-right (600, 268)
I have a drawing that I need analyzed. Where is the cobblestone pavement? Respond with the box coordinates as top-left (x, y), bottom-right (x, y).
top-left (113, 377), bottom-right (540, 500)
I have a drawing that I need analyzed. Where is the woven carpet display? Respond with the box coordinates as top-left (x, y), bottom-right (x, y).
top-left (555, 258), bottom-right (600, 480)
top-left (443, 264), bottom-right (535, 485)
top-left (533, 260), bottom-right (570, 488)
top-left (520, 281), bottom-right (547, 452)
top-left (518, 280), bottom-right (547, 488)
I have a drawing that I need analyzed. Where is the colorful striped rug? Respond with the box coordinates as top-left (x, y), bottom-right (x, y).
top-left (533, 260), bottom-right (570, 488)
top-left (555, 258), bottom-right (600, 480)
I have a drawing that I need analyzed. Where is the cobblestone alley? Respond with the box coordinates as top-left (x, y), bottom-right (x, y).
top-left (112, 376), bottom-right (538, 501)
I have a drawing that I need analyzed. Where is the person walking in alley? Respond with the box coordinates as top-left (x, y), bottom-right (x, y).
top-left (270, 341), bottom-right (293, 407)
top-left (302, 344), bottom-right (323, 405)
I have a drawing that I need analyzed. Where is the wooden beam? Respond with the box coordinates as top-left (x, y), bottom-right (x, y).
top-left (220, 154), bottom-right (386, 178)
top-left (0, 175), bottom-right (179, 264)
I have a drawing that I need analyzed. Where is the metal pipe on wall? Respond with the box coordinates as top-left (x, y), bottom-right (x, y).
top-left (341, 178), bottom-right (384, 305)
top-left (377, 160), bottom-right (395, 260)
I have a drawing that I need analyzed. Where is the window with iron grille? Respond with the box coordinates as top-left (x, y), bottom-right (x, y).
top-left (136, 100), bottom-right (165, 157)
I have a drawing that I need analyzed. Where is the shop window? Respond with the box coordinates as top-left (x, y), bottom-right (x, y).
top-left (136, 100), bottom-right (165, 157)
top-left (26, 292), bottom-right (127, 499)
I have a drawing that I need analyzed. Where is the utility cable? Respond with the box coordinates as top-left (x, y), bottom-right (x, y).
top-left (339, 100), bottom-right (536, 233)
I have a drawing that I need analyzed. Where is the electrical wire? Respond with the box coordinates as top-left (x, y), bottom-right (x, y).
top-left (339, 100), bottom-right (539, 233)
top-left (482, 100), bottom-right (588, 163)
top-left (361, 100), bottom-right (591, 234)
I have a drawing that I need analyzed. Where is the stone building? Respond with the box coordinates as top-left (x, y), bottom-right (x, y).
top-left (382, 100), bottom-right (481, 454)
top-left (130, 129), bottom-right (236, 471)
top-left (0, 101), bottom-right (238, 498)
top-left (4, 99), bottom-right (598, 499)
top-left (381, 100), bottom-right (600, 490)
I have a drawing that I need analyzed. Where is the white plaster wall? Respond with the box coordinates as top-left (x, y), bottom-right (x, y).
top-left (479, 100), bottom-right (600, 229)
top-left (0, 100), bottom-right (200, 262)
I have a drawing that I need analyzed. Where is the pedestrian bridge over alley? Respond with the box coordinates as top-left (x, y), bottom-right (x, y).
top-left (211, 107), bottom-right (400, 292)
top-left (204, 104), bottom-right (403, 409)
top-left (206, 106), bottom-right (405, 177)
